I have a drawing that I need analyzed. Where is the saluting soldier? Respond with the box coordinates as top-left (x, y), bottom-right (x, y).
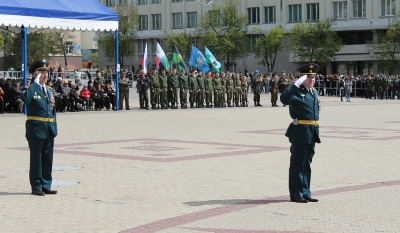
top-left (225, 72), bottom-right (234, 107)
top-left (204, 71), bottom-right (214, 108)
top-left (197, 71), bottom-right (205, 108)
top-left (280, 63), bottom-right (321, 203)
top-left (179, 69), bottom-right (189, 109)
top-left (159, 68), bottom-right (169, 109)
top-left (149, 68), bottom-right (160, 110)
top-left (168, 68), bottom-right (180, 109)
top-left (188, 70), bottom-right (199, 108)
top-left (21, 58), bottom-right (58, 196)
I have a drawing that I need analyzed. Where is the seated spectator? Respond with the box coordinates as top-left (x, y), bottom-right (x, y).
top-left (103, 81), bottom-right (116, 110)
top-left (3, 78), bottom-right (14, 112)
top-left (47, 80), bottom-right (62, 112)
top-left (88, 80), bottom-right (102, 110)
top-left (57, 80), bottom-right (71, 112)
top-left (69, 83), bottom-right (83, 112)
top-left (79, 84), bottom-right (92, 111)
top-left (95, 83), bottom-right (108, 111)
top-left (11, 79), bottom-right (23, 113)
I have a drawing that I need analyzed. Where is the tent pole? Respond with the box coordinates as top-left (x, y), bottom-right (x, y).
top-left (115, 30), bottom-right (119, 111)
top-left (21, 26), bottom-right (28, 86)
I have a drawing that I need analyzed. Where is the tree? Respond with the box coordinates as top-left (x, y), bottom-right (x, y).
top-left (50, 31), bottom-right (77, 67)
top-left (199, 0), bottom-right (248, 71)
top-left (369, 16), bottom-right (400, 74)
top-left (0, 33), bottom-right (4, 49)
top-left (161, 30), bottom-right (198, 65)
top-left (287, 18), bottom-right (343, 67)
top-left (254, 26), bottom-right (285, 73)
top-left (99, 4), bottom-right (138, 68)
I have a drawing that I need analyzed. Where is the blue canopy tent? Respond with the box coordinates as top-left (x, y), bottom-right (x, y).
top-left (0, 0), bottom-right (122, 110)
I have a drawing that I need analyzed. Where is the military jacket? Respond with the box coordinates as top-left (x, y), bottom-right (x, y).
top-left (188, 75), bottom-right (198, 90)
top-left (159, 75), bottom-right (168, 89)
top-left (213, 77), bottom-right (222, 90)
top-left (150, 74), bottom-right (160, 89)
top-left (280, 84), bottom-right (320, 144)
top-left (205, 77), bottom-right (214, 91)
top-left (197, 76), bottom-right (205, 90)
top-left (179, 75), bottom-right (189, 89)
top-left (234, 78), bottom-right (241, 89)
top-left (220, 78), bottom-right (227, 90)
top-left (21, 82), bottom-right (57, 139)
top-left (269, 77), bottom-right (279, 89)
top-left (169, 74), bottom-right (180, 89)
top-left (226, 78), bottom-right (234, 91)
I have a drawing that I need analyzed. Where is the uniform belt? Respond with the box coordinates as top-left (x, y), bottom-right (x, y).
top-left (27, 116), bottom-right (54, 123)
top-left (293, 119), bottom-right (318, 125)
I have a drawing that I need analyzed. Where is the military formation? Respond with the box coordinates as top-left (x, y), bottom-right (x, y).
top-left (135, 68), bottom-right (270, 110)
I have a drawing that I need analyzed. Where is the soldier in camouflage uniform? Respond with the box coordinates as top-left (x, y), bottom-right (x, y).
top-left (282, 74), bottom-right (292, 107)
top-left (388, 76), bottom-right (397, 99)
top-left (220, 72), bottom-right (227, 107)
top-left (225, 72), bottom-right (234, 107)
top-left (168, 68), bottom-right (180, 109)
top-left (149, 68), bottom-right (160, 109)
top-left (241, 75), bottom-right (248, 107)
top-left (381, 76), bottom-right (389, 100)
top-left (269, 73), bottom-right (279, 107)
top-left (365, 75), bottom-right (373, 99)
top-left (374, 75), bottom-right (381, 99)
top-left (197, 71), bottom-right (205, 108)
top-left (179, 69), bottom-right (189, 109)
top-left (159, 69), bottom-right (169, 109)
top-left (188, 70), bottom-right (199, 108)
top-left (118, 72), bottom-right (130, 110)
top-left (213, 72), bottom-right (222, 107)
top-left (204, 71), bottom-right (214, 108)
top-left (252, 71), bottom-right (262, 106)
top-left (233, 73), bottom-right (242, 107)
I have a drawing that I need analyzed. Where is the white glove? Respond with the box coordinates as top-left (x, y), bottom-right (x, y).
top-left (294, 74), bottom-right (307, 87)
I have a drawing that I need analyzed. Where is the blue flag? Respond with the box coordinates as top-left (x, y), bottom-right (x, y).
top-left (189, 45), bottom-right (210, 73)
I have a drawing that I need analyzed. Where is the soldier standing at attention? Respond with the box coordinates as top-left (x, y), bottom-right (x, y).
top-left (118, 72), bottom-right (130, 110)
top-left (159, 68), bottom-right (169, 110)
top-left (188, 70), bottom-right (199, 108)
top-left (168, 68), bottom-right (180, 109)
top-left (179, 69), bottom-right (189, 109)
top-left (241, 75), bottom-right (248, 107)
top-left (149, 68), bottom-right (160, 110)
top-left (21, 58), bottom-right (58, 196)
top-left (137, 70), bottom-right (150, 110)
top-left (220, 72), bottom-right (227, 107)
top-left (226, 72), bottom-right (234, 107)
top-left (270, 73), bottom-right (279, 107)
top-left (212, 71), bottom-right (222, 108)
top-left (234, 73), bottom-right (242, 107)
top-left (197, 71), bottom-right (205, 108)
top-left (204, 71), bottom-right (214, 108)
top-left (280, 63), bottom-right (321, 204)
top-left (252, 70), bottom-right (262, 106)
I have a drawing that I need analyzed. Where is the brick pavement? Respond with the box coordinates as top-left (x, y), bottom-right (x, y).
top-left (0, 93), bottom-right (399, 233)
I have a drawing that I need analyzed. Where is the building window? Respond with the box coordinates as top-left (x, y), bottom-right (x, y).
top-left (352, 0), bottom-right (366, 18)
top-left (264, 6), bottom-right (276, 23)
top-left (333, 1), bottom-right (347, 19)
top-left (139, 15), bottom-right (148, 31)
top-left (119, 0), bottom-right (128, 5)
top-left (209, 10), bottom-right (221, 25)
top-left (172, 0), bottom-right (182, 2)
top-left (152, 14), bottom-right (161, 30)
top-left (248, 7), bottom-right (260, 24)
top-left (151, 0), bottom-right (161, 3)
top-left (381, 0), bottom-right (396, 16)
top-left (306, 3), bottom-right (319, 21)
top-left (138, 40), bottom-right (146, 54)
top-left (137, 0), bottom-right (147, 4)
top-left (248, 35), bottom-right (259, 52)
top-left (186, 12), bottom-right (197, 28)
top-left (288, 4), bottom-right (302, 22)
top-left (106, 0), bottom-right (115, 7)
top-left (172, 13), bottom-right (183, 29)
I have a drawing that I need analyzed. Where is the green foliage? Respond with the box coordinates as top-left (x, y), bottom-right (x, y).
top-left (287, 18), bottom-right (343, 67)
top-left (161, 30), bottom-right (198, 63)
top-left (369, 16), bottom-right (400, 74)
top-left (254, 26), bottom-right (285, 72)
top-left (199, 0), bottom-right (248, 71)
top-left (99, 4), bottom-right (138, 67)
top-left (0, 34), bottom-right (4, 49)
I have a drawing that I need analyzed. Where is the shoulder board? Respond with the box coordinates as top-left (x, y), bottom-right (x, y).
top-left (46, 85), bottom-right (54, 91)
top-left (312, 87), bottom-right (318, 91)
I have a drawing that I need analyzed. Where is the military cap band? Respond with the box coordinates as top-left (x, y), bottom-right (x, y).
top-left (297, 63), bottom-right (319, 75)
top-left (29, 58), bottom-right (49, 74)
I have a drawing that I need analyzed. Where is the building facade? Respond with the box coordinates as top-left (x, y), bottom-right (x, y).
top-left (98, 0), bottom-right (397, 75)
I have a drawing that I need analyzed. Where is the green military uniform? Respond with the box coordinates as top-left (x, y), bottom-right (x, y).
top-left (168, 72), bottom-right (180, 109)
top-left (388, 77), bottom-right (397, 99)
top-left (21, 58), bottom-right (58, 196)
top-left (188, 73), bottom-right (198, 108)
top-left (374, 76), bottom-right (381, 99)
top-left (220, 74), bottom-right (227, 107)
top-left (252, 73), bottom-right (262, 106)
top-left (213, 75), bottom-right (222, 107)
top-left (159, 72), bottom-right (168, 109)
top-left (136, 74), bottom-right (150, 110)
top-left (233, 76), bottom-right (242, 107)
top-left (280, 63), bottom-right (321, 203)
top-left (381, 77), bottom-right (389, 100)
top-left (179, 72), bottom-right (189, 109)
top-left (118, 73), bottom-right (130, 110)
top-left (270, 76), bottom-right (279, 107)
top-left (226, 75), bottom-right (234, 107)
top-left (204, 74), bottom-right (214, 108)
top-left (241, 77), bottom-right (248, 107)
top-left (365, 76), bottom-right (373, 99)
top-left (197, 75), bottom-right (205, 108)
top-left (150, 72), bottom-right (160, 109)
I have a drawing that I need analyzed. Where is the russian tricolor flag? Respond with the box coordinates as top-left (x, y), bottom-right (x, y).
top-left (140, 43), bottom-right (148, 74)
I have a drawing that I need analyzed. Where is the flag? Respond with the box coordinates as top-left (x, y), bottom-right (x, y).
top-left (156, 43), bottom-right (170, 70)
top-left (204, 46), bottom-right (221, 73)
top-left (189, 45), bottom-right (210, 73)
top-left (171, 44), bottom-right (188, 72)
top-left (140, 43), bottom-right (148, 74)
